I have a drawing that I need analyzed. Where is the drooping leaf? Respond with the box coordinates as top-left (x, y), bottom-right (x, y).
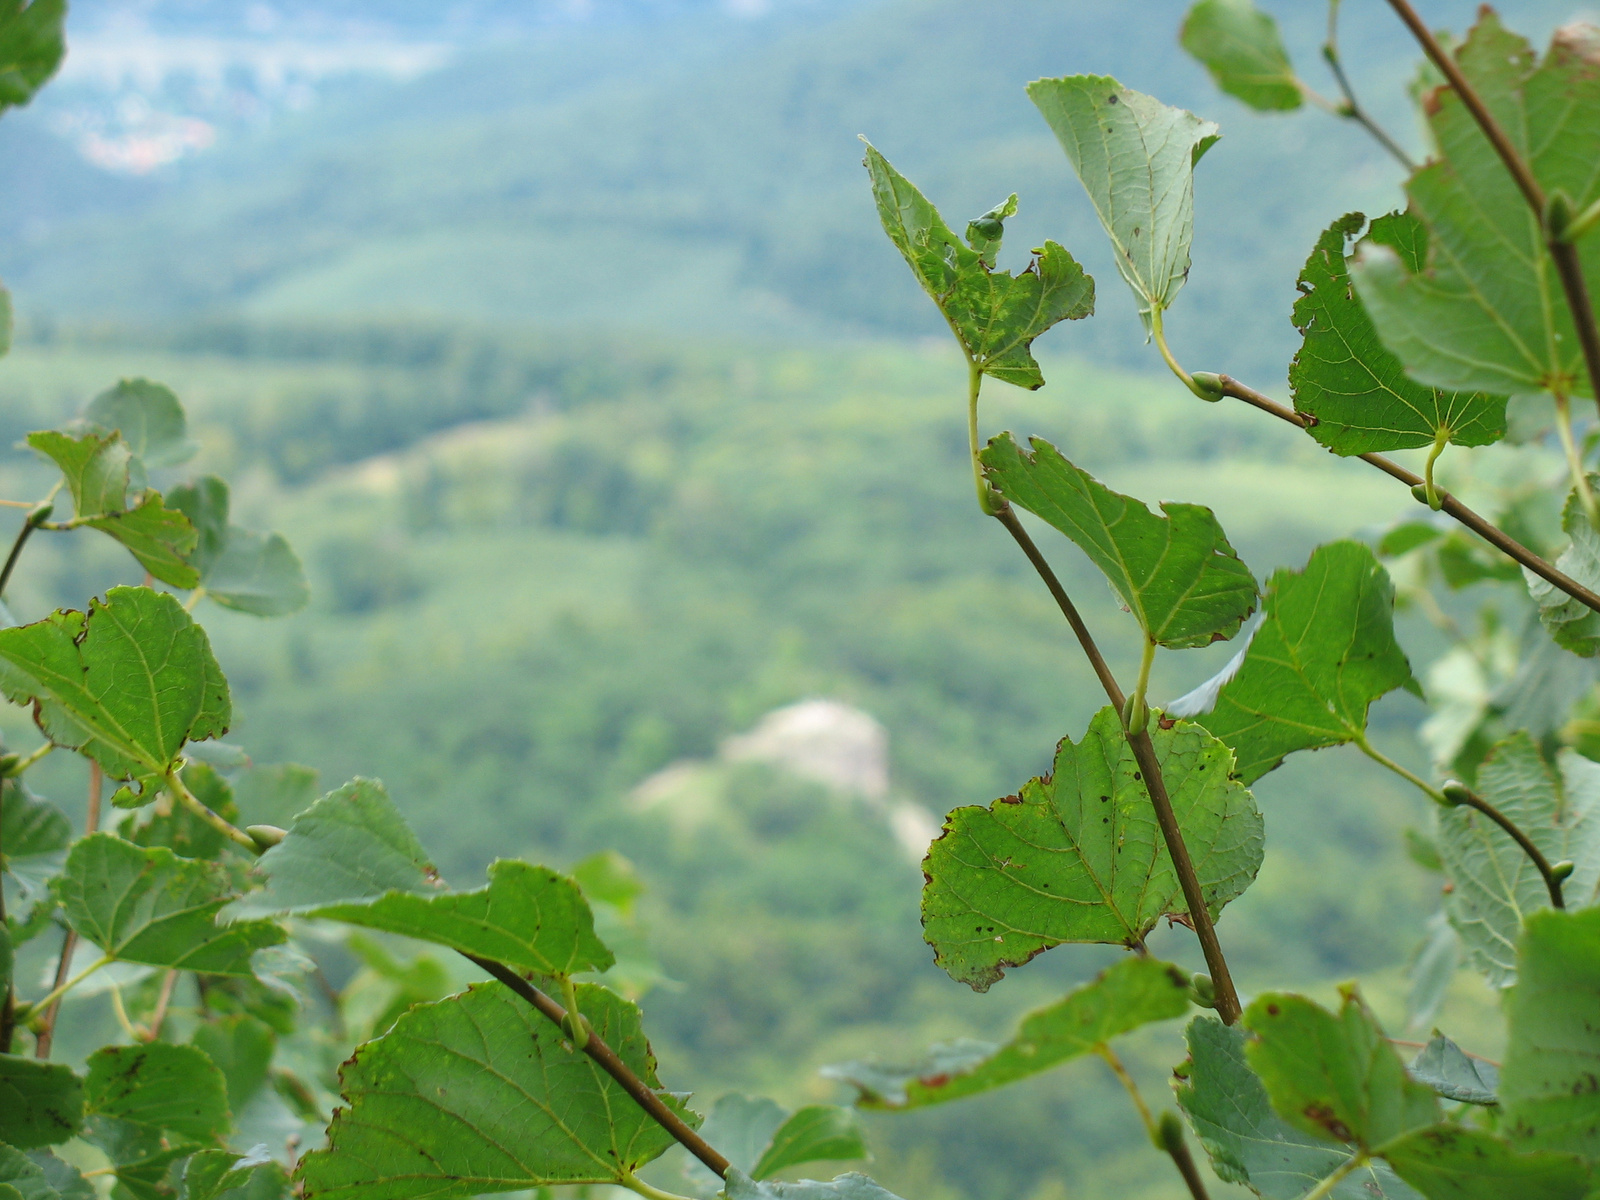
top-left (190, 1014), bottom-right (276, 1114)
top-left (1350, 16), bottom-right (1600, 397)
top-left (55, 833), bottom-right (285, 975)
top-left (753, 1108), bottom-right (867, 1180)
top-left (721, 1171), bottom-right (905, 1200)
top-left (0, 587), bottom-right (230, 797)
top-left (823, 956), bottom-right (1189, 1107)
top-left (181, 1151), bottom-right (289, 1200)
top-left (1500, 907), bottom-right (1600, 1158)
top-left (1527, 480), bottom-right (1600, 657)
top-left (1407, 1036), bottom-right (1499, 1106)
top-left (0, 0), bottom-right (66, 114)
top-left (922, 706), bottom-right (1262, 990)
top-left (168, 477), bottom-right (308, 617)
top-left (85, 1044), bottom-right (230, 1143)
top-left (1027, 75), bottom-right (1219, 331)
top-left (1381, 1125), bottom-right (1591, 1200)
top-left (1438, 735), bottom-right (1600, 987)
top-left (298, 982), bottom-right (695, 1200)
top-left (1243, 988), bottom-right (1439, 1152)
top-left (980, 434), bottom-right (1257, 648)
top-left (84, 380), bottom-right (198, 469)
top-left (1174, 1018), bottom-right (1420, 1200)
top-left (1168, 541), bottom-right (1420, 782)
top-left (1180, 0), bottom-right (1302, 111)
top-left (0, 1056), bottom-right (83, 1149)
top-left (862, 144), bottom-right (1094, 389)
top-left (1289, 213), bottom-right (1506, 454)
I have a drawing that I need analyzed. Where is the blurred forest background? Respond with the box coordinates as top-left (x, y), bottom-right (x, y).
top-left (1, 1), bottom-right (1592, 1196)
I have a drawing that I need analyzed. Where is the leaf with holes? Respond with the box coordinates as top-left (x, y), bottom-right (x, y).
top-left (981, 434), bottom-right (1256, 648)
top-left (1180, 0), bottom-right (1301, 112)
top-left (922, 706), bottom-right (1261, 990)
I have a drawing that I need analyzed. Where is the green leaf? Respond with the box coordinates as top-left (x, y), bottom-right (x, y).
top-left (190, 1014), bottom-right (276, 1114)
top-left (83, 1119), bottom-right (192, 1200)
top-left (0, 1146), bottom-right (92, 1200)
top-left (861, 144), bottom-right (1094, 389)
top-left (0, 587), bottom-right (230, 796)
top-left (753, 1108), bottom-right (867, 1179)
top-left (980, 434), bottom-right (1257, 648)
top-left (29, 1153), bottom-right (94, 1200)
top-left (687, 1096), bottom-right (786, 1187)
top-left (1169, 541), bottom-right (1420, 783)
top-left (84, 380), bottom-right (197, 469)
top-left (168, 478), bottom-right (308, 618)
top-left (0, 0), bottom-right (66, 114)
top-left (181, 1151), bottom-right (288, 1200)
top-left (1350, 16), bottom-right (1600, 397)
top-left (226, 778), bottom-right (436, 918)
top-left (921, 706), bottom-right (1262, 989)
top-left (823, 955), bottom-right (1188, 1108)
top-left (1176, 1018), bottom-right (1420, 1199)
top-left (1438, 735), bottom-right (1600, 987)
top-left (1381, 1126), bottom-right (1591, 1200)
top-left (56, 833), bottom-right (285, 975)
top-left (1026, 75), bottom-right (1219, 331)
top-left (2, 779), bottom-right (71, 900)
top-left (86, 1044), bottom-right (230, 1143)
top-left (1406, 914), bottom-right (1460, 1034)
top-left (0, 925), bottom-right (10, 1001)
top-left (28, 431), bottom-right (131, 519)
top-left (1501, 907), bottom-right (1600, 1158)
top-left (0, 1057), bottom-right (83, 1149)
top-left (1289, 213), bottom-right (1506, 454)
top-left (1243, 988), bottom-right (1440, 1152)
top-left (1407, 1036), bottom-right (1499, 1106)
top-left (721, 1171), bottom-right (905, 1200)
top-left (297, 982), bottom-right (694, 1200)
top-left (1527, 480), bottom-right (1600, 657)
top-left (127, 762), bottom-right (242, 862)
top-left (86, 493), bottom-right (201, 591)
top-left (1180, 0), bottom-right (1302, 112)
top-left (231, 763), bottom-right (319, 828)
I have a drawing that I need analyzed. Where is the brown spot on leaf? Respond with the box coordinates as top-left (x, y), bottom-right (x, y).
top-left (1303, 1103), bottom-right (1354, 1143)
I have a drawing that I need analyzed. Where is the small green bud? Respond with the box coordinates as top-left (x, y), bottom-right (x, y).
top-left (1189, 972), bottom-right (1216, 1008)
top-left (1155, 1111), bottom-right (1187, 1155)
top-left (1122, 692), bottom-right (1149, 735)
top-left (1441, 781), bottom-right (1472, 808)
top-left (969, 217), bottom-right (1004, 241)
top-left (246, 824), bottom-right (288, 849)
top-left (1547, 189), bottom-right (1576, 241)
top-left (26, 501), bottom-right (53, 527)
top-left (1411, 483), bottom-right (1445, 509)
top-left (1551, 860), bottom-right (1576, 883)
top-left (0, 753), bottom-right (20, 778)
top-left (1190, 371), bottom-right (1225, 402)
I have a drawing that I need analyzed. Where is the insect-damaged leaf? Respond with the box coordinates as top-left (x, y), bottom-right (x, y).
top-left (863, 143), bottom-right (1094, 389)
top-left (1381, 1125), bottom-right (1591, 1200)
top-left (1439, 734), bottom-right (1600, 987)
top-left (1291, 213), bottom-right (1506, 454)
top-left (922, 706), bottom-right (1261, 990)
top-left (1351, 15), bottom-right (1600, 397)
top-left (1180, 0), bottom-right (1302, 112)
top-left (169, 477), bottom-right (308, 618)
top-left (0, 1057), bottom-right (83, 1150)
top-left (1169, 541), bottom-right (1421, 783)
top-left (85, 1043), bottom-right (230, 1143)
top-left (981, 434), bottom-right (1256, 648)
top-left (1027, 75), bottom-right (1219, 332)
top-left (298, 982), bottom-right (694, 1200)
top-left (0, 0), bottom-right (66, 115)
top-left (1176, 1018), bottom-right (1420, 1200)
top-left (823, 956), bottom-right (1189, 1108)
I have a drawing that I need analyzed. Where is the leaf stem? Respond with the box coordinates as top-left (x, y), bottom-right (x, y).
top-left (967, 362), bottom-right (1000, 516)
top-left (167, 769), bottom-right (261, 855)
top-left (1354, 734), bottom-right (1445, 804)
top-left (1568, 196), bottom-right (1600, 244)
top-left (1448, 785), bottom-right (1567, 910)
top-left (107, 981), bottom-right (140, 1040)
top-left (18, 953), bottom-right (113, 1020)
top-left (37, 763), bottom-right (100, 1059)
top-left (1322, 0), bottom-right (1417, 173)
top-left (184, 586), bottom-right (206, 614)
top-left (1421, 427), bottom-right (1448, 511)
top-left (1552, 394), bottom-right (1598, 529)
top-left (466, 954), bottom-right (732, 1179)
top-left (1098, 1047), bottom-right (1212, 1200)
top-left (1304, 1153), bottom-right (1367, 1200)
top-left (7, 743), bottom-right (54, 775)
top-left (145, 969), bottom-right (179, 1042)
top-left (1383, 0), bottom-right (1600, 421)
top-left (1126, 637), bottom-right (1156, 734)
top-left (560, 973), bottom-right (589, 1049)
top-left (622, 1174), bottom-right (698, 1200)
top-left (1152, 309), bottom-right (1211, 401)
top-left (1096, 1044), bottom-right (1157, 1140)
top-left (989, 506), bottom-right (1243, 1024)
top-left (1212, 374), bottom-right (1600, 615)
top-left (0, 500), bottom-right (52, 598)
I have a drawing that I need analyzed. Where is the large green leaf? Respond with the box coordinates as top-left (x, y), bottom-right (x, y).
top-left (0, 0), bottom-right (65, 114)
top-left (1175, 1018), bottom-right (1419, 1200)
top-left (190, 1014), bottom-right (276, 1114)
top-left (1438, 735), bottom-right (1600, 987)
top-left (0, 587), bottom-right (229, 796)
top-left (1180, 0), bottom-right (1301, 112)
top-left (1170, 541), bottom-right (1420, 783)
top-left (980, 434), bottom-right (1256, 648)
top-left (822, 955), bottom-right (1189, 1107)
top-left (922, 706), bottom-right (1262, 990)
top-left (1527, 480), bottom-right (1600, 657)
top-left (1350, 16), bottom-right (1600, 397)
top-left (0, 1057), bottom-right (83, 1149)
top-left (1027, 75), bottom-right (1219, 331)
top-left (0, 1146), bottom-right (93, 1200)
top-left (1381, 1126), bottom-right (1590, 1200)
top-left (85, 1044), bottom-right (230, 1143)
top-left (56, 833), bottom-right (284, 975)
top-left (1243, 989), bottom-right (1439, 1152)
top-left (721, 1172), bottom-right (905, 1200)
top-left (1501, 907), bottom-right (1600, 1158)
top-left (84, 380), bottom-right (198, 469)
top-left (168, 477), bottom-right (309, 618)
top-left (298, 982), bottom-right (694, 1200)
top-left (1290, 214), bottom-right (1506, 454)
top-left (862, 144), bottom-right (1094, 389)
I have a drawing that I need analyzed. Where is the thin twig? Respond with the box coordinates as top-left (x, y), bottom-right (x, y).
top-left (1453, 788), bottom-right (1566, 909)
top-left (992, 507), bottom-right (1243, 1025)
top-left (1384, 0), bottom-right (1600, 419)
top-left (37, 764), bottom-right (102, 1058)
top-left (145, 970), bottom-right (180, 1041)
top-left (466, 955), bottom-right (731, 1179)
top-left (1324, 0), bottom-right (1416, 172)
top-left (0, 508), bottom-right (45, 598)
top-left (1216, 375), bottom-right (1600, 615)
top-left (167, 770), bottom-right (260, 854)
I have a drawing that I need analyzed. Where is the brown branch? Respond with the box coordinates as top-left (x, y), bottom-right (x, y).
top-left (1446, 785), bottom-right (1566, 909)
top-left (36, 764), bottom-right (102, 1058)
top-left (992, 507), bottom-right (1244, 1025)
top-left (1216, 376), bottom-right (1600, 615)
top-left (1157, 1113), bottom-right (1213, 1200)
top-left (1323, 1), bottom-right (1416, 173)
top-left (466, 955), bottom-right (731, 1178)
top-left (1384, 0), bottom-right (1600, 418)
